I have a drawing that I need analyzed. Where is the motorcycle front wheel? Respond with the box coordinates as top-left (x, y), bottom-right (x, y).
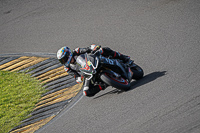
top-left (100, 72), bottom-right (130, 91)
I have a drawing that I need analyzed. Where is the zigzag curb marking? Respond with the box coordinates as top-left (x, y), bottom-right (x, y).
top-left (0, 53), bottom-right (83, 133)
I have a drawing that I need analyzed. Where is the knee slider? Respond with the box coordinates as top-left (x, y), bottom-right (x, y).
top-left (83, 86), bottom-right (89, 96)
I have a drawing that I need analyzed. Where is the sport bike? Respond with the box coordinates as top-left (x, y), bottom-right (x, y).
top-left (77, 52), bottom-right (144, 91)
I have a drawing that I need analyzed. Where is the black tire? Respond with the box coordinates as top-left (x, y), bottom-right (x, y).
top-left (100, 72), bottom-right (130, 91)
top-left (131, 63), bottom-right (144, 80)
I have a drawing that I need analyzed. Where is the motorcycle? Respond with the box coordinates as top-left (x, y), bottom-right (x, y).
top-left (77, 51), bottom-right (144, 91)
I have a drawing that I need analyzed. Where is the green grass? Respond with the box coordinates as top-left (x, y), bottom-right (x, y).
top-left (0, 70), bottom-right (46, 133)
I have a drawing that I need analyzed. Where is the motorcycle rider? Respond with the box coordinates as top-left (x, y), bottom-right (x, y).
top-left (57, 44), bottom-right (130, 97)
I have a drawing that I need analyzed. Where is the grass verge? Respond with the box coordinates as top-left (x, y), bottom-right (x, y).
top-left (0, 70), bottom-right (46, 133)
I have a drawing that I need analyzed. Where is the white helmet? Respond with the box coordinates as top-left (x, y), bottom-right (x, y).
top-left (57, 46), bottom-right (73, 67)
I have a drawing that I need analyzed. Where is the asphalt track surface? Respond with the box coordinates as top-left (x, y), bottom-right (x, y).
top-left (1, 0), bottom-right (200, 133)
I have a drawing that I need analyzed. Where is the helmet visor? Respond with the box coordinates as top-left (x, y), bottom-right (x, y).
top-left (59, 57), bottom-right (67, 64)
top-left (63, 52), bottom-right (73, 67)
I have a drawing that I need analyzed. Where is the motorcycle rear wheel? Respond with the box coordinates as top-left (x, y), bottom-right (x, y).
top-left (100, 72), bottom-right (130, 91)
top-left (130, 63), bottom-right (144, 80)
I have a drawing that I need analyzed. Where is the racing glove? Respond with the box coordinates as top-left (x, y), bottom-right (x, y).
top-left (64, 66), bottom-right (70, 72)
top-left (76, 76), bottom-right (84, 83)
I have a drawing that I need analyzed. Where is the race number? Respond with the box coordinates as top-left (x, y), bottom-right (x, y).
top-left (105, 58), bottom-right (114, 65)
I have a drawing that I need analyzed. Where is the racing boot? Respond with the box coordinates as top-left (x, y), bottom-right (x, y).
top-left (120, 62), bottom-right (133, 82)
top-left (127, 67), bottom-right (133, 82)
top-left (115, 52), bottom-right (130, 63)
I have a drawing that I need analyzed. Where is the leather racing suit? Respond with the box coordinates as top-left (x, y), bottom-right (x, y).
top-left (64, 46), bottom-right (130, 97)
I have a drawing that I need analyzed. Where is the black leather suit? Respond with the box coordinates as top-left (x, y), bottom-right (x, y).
top-left (64, 46), bottom-right (129, 97)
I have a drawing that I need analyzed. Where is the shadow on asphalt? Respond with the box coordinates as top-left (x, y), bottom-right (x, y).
top-left (94, 71), bottom-right (167, 99)
top-left (128, 71), bottom-right (167, 91)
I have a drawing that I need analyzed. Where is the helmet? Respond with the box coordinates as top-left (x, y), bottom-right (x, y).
top-left (57, 46), bottom-right (73, 67)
